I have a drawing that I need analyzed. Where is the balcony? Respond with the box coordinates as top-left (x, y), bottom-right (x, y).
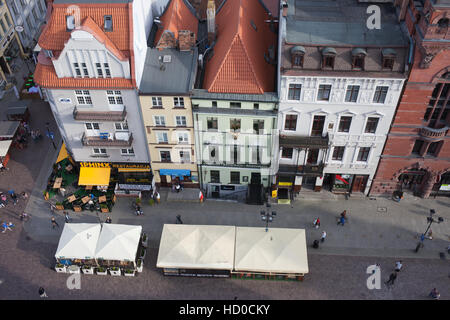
top-left (278, 164), bottom-right (325, 176)
top-left (82, 132), bottom-right (133, 147)
top-left (279, 134), bottom-right (329, 149)
top-left (73, 106), bottom-right (127, 121)
top-left (418, 126), bottom-right (448, 141)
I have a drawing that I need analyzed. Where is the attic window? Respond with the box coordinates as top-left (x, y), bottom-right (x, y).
top-left (382, 48), bottom-right (397, 70)
top-left (250, 20), bottom-right (257, 31)
top-left (321, 47), bottom-right (336, 69)
top-left (104, 15), bottom-right (112, 32)
top-left (66, 15), bottom-right (75, 31)
top-left (291, 46), bottom-right (305, 68)
top-left (351, 48), bottom-right (367, 70)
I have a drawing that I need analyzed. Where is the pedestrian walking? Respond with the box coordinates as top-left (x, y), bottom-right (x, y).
top-left (21, 192), bottom-right (28, 200)
top-left (38, 287), bottom-right (48, 298)
top-left (51, 217), bottom-right (59, 229)
top-left (176, 215), bottom-right (183, 224)
top-left (429, 288), bottom-right (440, 300)
top-left (19, 212), bottom-right (29, 221)
top-left (312, 239), bottom-right (320, 249)
top-left (50, 203), bottom-right (56, 213)
top-left (321, 231), bottom-right (327, 242)
top-left (313, 217), bottom-right (320, 229)
top-left (385, 271), bottom-right (397, 288)
top-left (337, 216), bottom-right (345, 226)
top-left (105, 216), bottom-right (112, 224)
top-left (64, 211), bottom-right (71, 223)
top-left (427, 230), bottom-right (433, 240)
top-left (395, 260), bottom-right (403, 272)
top-left (340, 210), bottom-right (347, 220)
top-left (156, 192), bottom-right (160, 204)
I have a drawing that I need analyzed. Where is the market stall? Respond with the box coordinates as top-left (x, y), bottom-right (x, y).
top-left (232, 227), bottom-right (309, 281)
top-left (94, 224), bottom-right (143, 276)
top-left (156, 224), bottom-right (235, 278)
top-left (54, 223), bottom-right (101, 274)
top-left (0, 140), bottom-right (13, 168)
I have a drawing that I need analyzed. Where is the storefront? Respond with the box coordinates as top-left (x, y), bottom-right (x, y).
top-left (322, 174), bottom-right (369, 194)
top-left (432, 171), bottom-right (450, 197)
top-left (159, 169), bottom-right (195, 187)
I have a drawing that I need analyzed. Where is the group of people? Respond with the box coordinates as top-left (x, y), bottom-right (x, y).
top-left (0, 191), bottom-right (27, 208)
top-left (312, 210), bottom-right (349, 249)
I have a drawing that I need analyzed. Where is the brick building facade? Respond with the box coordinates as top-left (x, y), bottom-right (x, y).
top-left (370, 0), bottom-right (450, 198)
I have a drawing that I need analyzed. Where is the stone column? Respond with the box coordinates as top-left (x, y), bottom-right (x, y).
top-left (422, 172), bottom-right (436, 199)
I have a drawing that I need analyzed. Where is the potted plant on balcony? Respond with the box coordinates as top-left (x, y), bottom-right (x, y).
top-left (100, 204), bottom-right (109, 213)
top-left (96, 267), bottom-right (107, 275)
top-left (141, 233), bottom-right (148, 248)
top-left (55, 202), bottom-right (64, 210)
top-left (55, 263), bottom-right (67, 273)
top-left (136, 259), bottom-right (143, 273)
top-left (109, 266), bottom-right (121, 276)
top-left (124, 269), bottom-right (135, 277)
top-left (82, 265), bottom-right (94, 275)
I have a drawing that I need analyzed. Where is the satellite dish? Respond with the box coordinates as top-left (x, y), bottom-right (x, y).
top-left (15, 26), bottom-right (24, 32)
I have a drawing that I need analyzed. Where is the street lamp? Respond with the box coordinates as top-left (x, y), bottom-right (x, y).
top-left (260, 202), bottom-right (276, 232)
top-left (415, 209), bottom-right (444, 253)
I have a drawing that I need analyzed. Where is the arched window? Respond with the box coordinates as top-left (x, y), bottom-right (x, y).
top-left (290, 46), bottom-right (305, 68)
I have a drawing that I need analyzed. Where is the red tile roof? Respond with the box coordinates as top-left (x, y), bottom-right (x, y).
top-left (261, 0), bottom-right (280, 18)
top-left (203, 0), bottom-right (276, 94)
top-left (155, 0), bottom-right (198, 47)
top-left (187, 0), bottom-right (224, 20)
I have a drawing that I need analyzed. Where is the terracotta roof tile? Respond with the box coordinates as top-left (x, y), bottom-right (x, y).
top-left (34, 63), bottom-right (133, 89)
top-left (155, 0), bottom-right (198, 47)
top-left (203, 0), bottom-right (276, 94)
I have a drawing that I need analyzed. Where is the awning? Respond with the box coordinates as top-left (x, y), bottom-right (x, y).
top-left (56, 143), bottom-right (69, 163)
top-left (95, 224), bottom-right (142, 262)
top-left (55, 223), bottom-right (101, 260)
top-left (159, 169), bottom-right (191, 177)
top-left (78, 167), bottom-right (111, 186)
top-left (0, 140), bottom-right (12, 157)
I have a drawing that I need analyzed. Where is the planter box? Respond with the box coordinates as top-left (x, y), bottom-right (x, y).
top-left (73, 206), bottom-right (82, 212)
top-left (55, 205), bottom-right (65, 210)
top-left (109, 269), bottom-right (121, 276)
top-left (139, 249), bottom-right (146, 260)
top-left (82, 267), bottom-right (94, 275)
top-left (141, 234), bottom-right (148, 248)
top-left (55, 265), bottom-right (67, 273)
top-left (124, 271), bottom-right (135, 277)
top-left (68, 265), bottom-right (80, 274)
top-left (101, 207), bottom-right (109, 213)
top-left (137, 262), bottom-right (143, 273)
top-left (96, 270), bottom-right (107, 275)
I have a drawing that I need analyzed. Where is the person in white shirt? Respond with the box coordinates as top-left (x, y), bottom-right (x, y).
top-left (395, 260), bottom-right (403, 272)
top-left (321, 231), bottom-right (327, 242)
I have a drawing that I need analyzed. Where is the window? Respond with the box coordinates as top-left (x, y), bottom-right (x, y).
top-left (207, 117), bottom-right (218, 131)
top-left (427, 142), bottom-right (440, 156)
top-left (357, 147), bottom-right (370, 162)
top-left (311, 115), bottom-right (326, 136)
top-left (81, 63), bottom-right (89, 77)
top-left (288, 84), bottom-right (301, 100)
top-left (115, 122), bottom-right (128, 131)
top-left (345, 85), bottom-right (360, 102)
top-left (253, 120), bottom-right (264, 134)
top-left (373, 86), bottom-right (389, 104)
top-left (284, 114), bottom-right (297, 131)
top-left (66, 15), bottom-right (75, 31)
top-left (209, 146), bottom-right (218, 161)
top-left (179, 151), bottom-right (190, 163)
top-left (73, 63), bottom-right (81, 77)
top-left (212, 101), bottom-right (217, 107)
top-left (107, 90), bottom-right (123, 105)
top-left (177, 132), bottom-right (189, 144)
top-left (154, 116), bottom-right (165, 126)
top-left (230, 102), bottom-right (241, 109)
top-left (338, 116), bottom-right (352, 133)
top-left (75, 90), bottom-right (92, 105)
top-left (210, 170), bottom-right (220, 183)
top-left (45, 50), bottom-right (54, 58)
top-left (104, 15), bottom-right (112, 31)
top-left (160, 151), bottom-right (171, 162)
top-left (411, 140), bottom-right (424, 155)
top-left (332, 146), bottom-right (345, 161)
top-left (292, 53), bottom-right (304, 67)
top-left (156, 132), bottom-right (168, 143)
top-left (281, 148), bottom-right (293, 159)
top-left (121, 148), bottom-right (135, 155)
top-left (152, 97), bottom-right (162, 107)
top-left (230, 119), bottom-right (241, 132)
top-left (365, 117), bottom-right (379, 133)
top-left (307, 149), bottom-right (319, 164)
top-left (96, 63), bottom-right (103, 77)
top-left (424, 83), bottom-right (449, 127)
top-left (230, 172), bottom-right (240, 184)
top-left (174, 97), bottom-right (184, 107)
top-left (176, 116), bottom-right (187, 127)
top-left (253, 103), bottom-right (259, 110)
top-left (85, 123), bottom-right (100, 130)
top-left (352, 55), bottom-right (365, 70)
top-left (382, 57), bottom-right (395, 70)
top-left (231, 145), bottom-right (239, 164)
top-left (317, 85), bottom-right (332, 101)
top-left (93, 148), bottom-right (107, 155)
top-left (104, 63), bottom-right (111, 78)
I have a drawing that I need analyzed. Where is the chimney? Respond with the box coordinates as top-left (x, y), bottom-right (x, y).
top-left (178, 30), bottom-right (196, 51)
top-left (282, 1), bottom-right (288, 17)
top-left (206, 0), bottom-right (216, 44)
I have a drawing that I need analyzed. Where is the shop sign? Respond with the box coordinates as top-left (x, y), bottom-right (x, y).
top-left (79, 162), bottom-right (150, 170)
top-left (439, 184), bottom-right (450, 191)
top-left (272, 189), bottom-right (277, 198)
top-left (221, 185), bottom-right (235, 191)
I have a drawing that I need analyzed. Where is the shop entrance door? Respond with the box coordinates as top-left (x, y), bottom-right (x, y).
top-left (211, 185), bottom-right (220, 198)
top-left (351, 175), bottom-right (368, 193)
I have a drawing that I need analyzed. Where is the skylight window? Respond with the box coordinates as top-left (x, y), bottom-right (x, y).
top-left (104, 15), bottom-right (113, 32)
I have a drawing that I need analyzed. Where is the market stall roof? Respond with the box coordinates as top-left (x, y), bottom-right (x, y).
top-left (156, 224), bottom-right (236, 270)
top-left (0, 121), bottom-right (20, 139)
top-left (56, 143), bottom-right (69, 163)
top-left (55, 223), bottom-right (101, 260)
top-left (95, 224), bottom-right (142, 262)
top-left (78, 167), bottom-right (111, 186)
top-left (234, 227), bottom-right (309, 274)
top-left (0, 140), bottom-right (12, 157)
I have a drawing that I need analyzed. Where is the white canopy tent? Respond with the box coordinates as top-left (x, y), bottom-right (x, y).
top-left (156, 224), bottom-right (236, 271)
top-left (95, 224), bottom-right (142, 262)
top-left (0, 140), bottom-right (12, 157)
top-left (234, 227), bottom-right (309, 275)
top-left (55, 223), bottom-right (101, 260)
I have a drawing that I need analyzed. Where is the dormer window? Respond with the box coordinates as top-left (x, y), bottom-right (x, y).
top-left (437, 18), bottom-right (449, 29)
top-left (66, 15), bottom-right (75, 31)
top-left (382, 48), bottom-right (396, 70)
top-left (290, 46), bottom-right (305, 68)
top-left (351, 48), bottom-right (367, 70)
top-left (104, 15), bottom-right (113, 32)
top-left (321, 47), bottom-right (336, 69)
